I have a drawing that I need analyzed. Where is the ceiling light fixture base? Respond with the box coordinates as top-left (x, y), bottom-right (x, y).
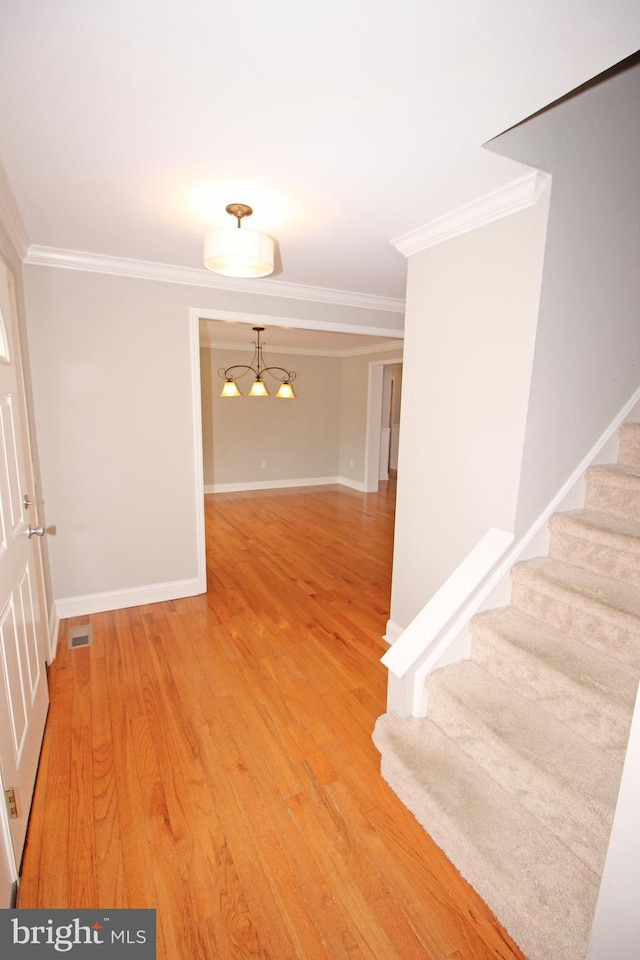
top-left (225, 203), bottom-right (253, 223)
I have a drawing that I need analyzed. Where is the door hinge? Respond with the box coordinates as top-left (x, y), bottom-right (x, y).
top-left (4, 787), bottom-right (18, 820)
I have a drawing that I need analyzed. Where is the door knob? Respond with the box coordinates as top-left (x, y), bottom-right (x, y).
top-left (26, 525), bottom-right (45, 538)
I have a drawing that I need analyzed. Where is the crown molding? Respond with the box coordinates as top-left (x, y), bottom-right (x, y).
top-left (340, 339), bottom-right (404, 358)
top-left (391, 170), bottom-right (550, 257)
top-left (0, 164), bottom-right (29, 260)
top-left (23, 244), bottom-right (405, 314)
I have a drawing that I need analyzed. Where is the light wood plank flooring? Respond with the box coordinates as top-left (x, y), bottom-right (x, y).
top-left (18, 482), bottom-right (527, 959)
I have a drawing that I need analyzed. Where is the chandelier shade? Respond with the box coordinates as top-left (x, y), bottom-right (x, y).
top-left (220, 379), bottom-right (242, 398)
top-left (204, 203), bottom-right (275, 278)
top-left (218, 326), bottom-right (297, 399)
top-left (248, 378), bottom-right (269, 397)
top-left (275, 381), bottom-right (296, 399)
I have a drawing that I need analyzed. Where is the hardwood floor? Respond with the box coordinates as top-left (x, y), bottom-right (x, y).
top-left (18, 482), bottom-right (527, 959)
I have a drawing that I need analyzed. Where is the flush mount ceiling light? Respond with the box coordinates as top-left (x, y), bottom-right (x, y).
top-left (219, 326), bottom-right (297, 398)
top-left (204, 203), bottom-right (275, 278)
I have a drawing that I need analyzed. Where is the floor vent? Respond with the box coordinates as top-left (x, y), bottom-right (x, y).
top-left (67, 624), bottom-right (93, 649)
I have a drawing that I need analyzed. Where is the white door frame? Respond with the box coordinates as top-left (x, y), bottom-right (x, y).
top-left (364, 357), bottom-right (403, 493)
top-left (0, 798), bottom-right (16, 906)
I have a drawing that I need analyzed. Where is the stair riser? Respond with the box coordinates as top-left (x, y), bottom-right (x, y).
top-left (549, 530), bottom-right (640, 587)
top-left (585, 481), bottom-right (640, 521)
top-left (510, 581), bottom-right (640, 668)
top-left (618, 427), bottom-right (640, 467)
top-left (470, 623), bottom-right (632, 759)
top-left (427, 686), bottom-right (615, 875)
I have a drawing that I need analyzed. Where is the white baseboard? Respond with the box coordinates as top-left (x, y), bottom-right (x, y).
top-left (55, 576), bottom-right (205, 620)
top-left (54, 475), bottom-right (378, 621)
top-left (204, 476), bottom-right (367, 494)
top-left (337, 476), bottom-right (367, 492)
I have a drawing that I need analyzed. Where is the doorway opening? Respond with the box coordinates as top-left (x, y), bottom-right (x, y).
top-left (195, 311), bottom-right (403, 500)
top-left (363, 358), bottom-right (403, 493)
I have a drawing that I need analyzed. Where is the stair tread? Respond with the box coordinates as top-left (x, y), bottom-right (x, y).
top-left (427, 660), bottom-right (622, 818)
top-left (512, 555), bottom-right (640, 621)
top-left (374, 712), bottom-right (599, 960)
top-left (549, 508), bottom-right (640, 587)
top-left (550, 508), bottom-right (640, 549)
top-left (471, 606), bottom-right (638, 758)
top-left (472, 605), bottom-right (639, 709)
top-left (587, 462), bottom-right (640, 486)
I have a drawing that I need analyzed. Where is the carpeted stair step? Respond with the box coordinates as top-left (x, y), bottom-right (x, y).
top-left (373, 712), bottom-right (600, 960)
top-left (470, 605), bottom-right (639, 759)
top-left (585, 463), bottom-right (640, 521)
top-left (373, 422), bottom-right (640, 960)
top-left (510, 556), bottom-right (640, 667)
top-left (617, 421), bottom-right (640, 466)
top-left (425, 659), bottom-right (621, 873)
top-left (549, 508), bottom-right (640, 586)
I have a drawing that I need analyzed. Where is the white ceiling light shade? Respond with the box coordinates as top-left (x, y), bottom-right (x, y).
top-left (204, 203), bottom-right (275, 278)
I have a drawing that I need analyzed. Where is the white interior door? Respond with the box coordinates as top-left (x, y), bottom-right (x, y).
top-left (0, 256), bottom-right (49, 893)
top-left (379, 365), bottom-right (392, 480)
top-left (378, 427), bottom-right (391, 480)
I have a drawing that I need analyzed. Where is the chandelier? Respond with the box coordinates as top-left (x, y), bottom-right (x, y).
top-left (204, 203), bottom-right (275, 278)
top-left (219, 327), bottom-right (297, 398)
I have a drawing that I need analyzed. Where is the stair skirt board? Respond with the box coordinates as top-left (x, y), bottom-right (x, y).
top-left (374, 422), bottom-right (640, 960)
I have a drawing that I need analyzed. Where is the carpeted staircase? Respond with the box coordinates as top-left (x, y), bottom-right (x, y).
top-left (373, 422), bottom-right (640, 960)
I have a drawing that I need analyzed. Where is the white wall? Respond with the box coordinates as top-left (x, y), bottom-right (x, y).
top-left (487, 57), bottom-right (640, 533)
top-left (24, 267), bottom-right (201, 605)
top-left (23, 265), bottom-right (402, 609)
top-left (390, 186), bottom-right (550, 628)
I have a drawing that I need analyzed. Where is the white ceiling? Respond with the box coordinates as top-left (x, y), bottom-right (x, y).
top-left (0, 1), bottom-right (638, 303)
top-left (199, 317), bottom-right (403, 353)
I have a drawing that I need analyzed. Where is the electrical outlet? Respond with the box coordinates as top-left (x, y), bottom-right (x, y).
top-left (349, 459), bottom-right (354, 467)
top-left (261, 460), bottom-right (267, 469)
